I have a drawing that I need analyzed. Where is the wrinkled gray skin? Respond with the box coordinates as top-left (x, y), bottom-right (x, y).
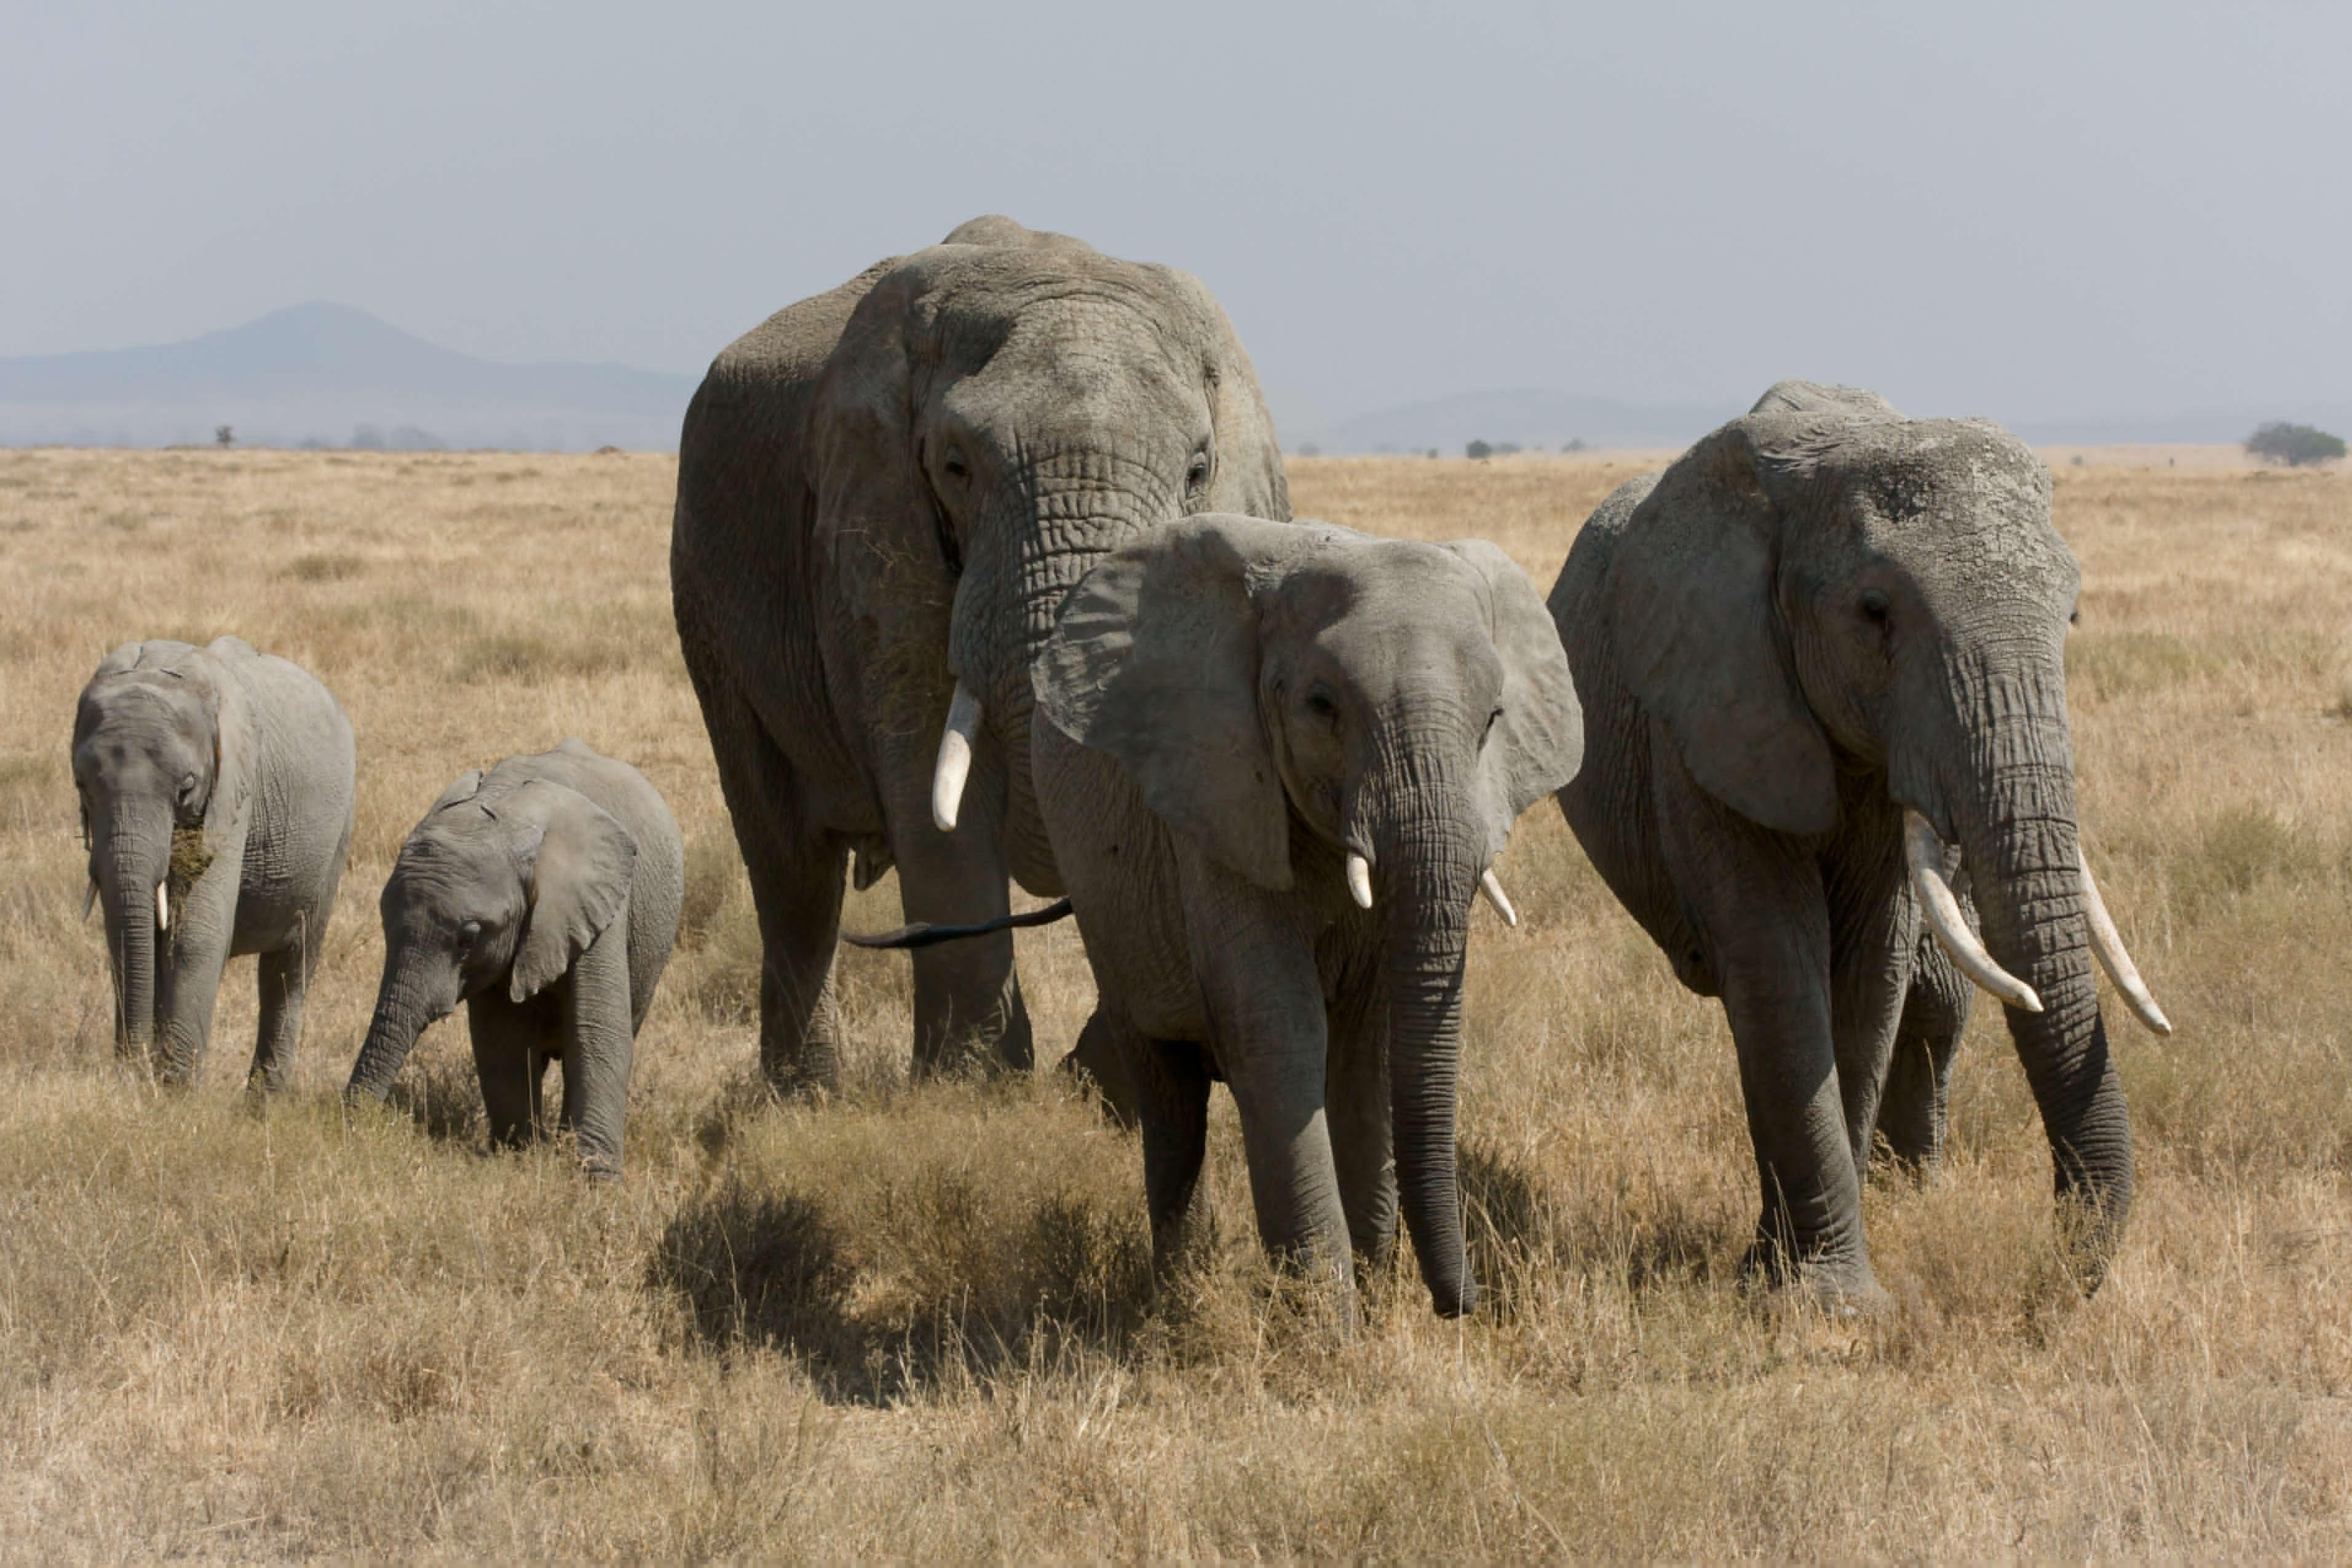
top-left (671, 216), bottom-right (1288, 1093)
top-left (73, 637), bottom-right (355, 1090)
top-left (1551, 381), bottom-right (2132, 1303)
top-left (346, 739), bottom-right (683, 1177)
top-left (1033, 515), bottom-right (1582, 1318)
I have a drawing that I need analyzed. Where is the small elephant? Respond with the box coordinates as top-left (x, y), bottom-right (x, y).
top-left (1549, 382), bottom-right (2171, 1303)
top-left (345, 739), bottom-right (684, 1176)
top-left (73, 636), bottom-right (355, 1090)
top-left (1029, 514), bottom-right (1582, 1318)
top-left (671, 215), bottom-right (1288, 1094)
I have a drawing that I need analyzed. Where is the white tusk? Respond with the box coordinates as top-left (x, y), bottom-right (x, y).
top-left (930, 681), bottom-right (983, 833)
top-left (2079, 850), bottom-right (2172, 1035)
top-left (1904, 809), bottom-right (2040, 1013)
top-left (1478, 868), bottom-right (1518, 928)
top-left (1346, 852), bottom-right (1374, 910)
top-left (83, 880), bottom-right (97, 921)
top-left (156, 881), bottom-right (169, 932)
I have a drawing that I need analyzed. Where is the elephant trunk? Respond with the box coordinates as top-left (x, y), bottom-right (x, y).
top-left (347, 957), bottom-right (446, 1103)
top-left (96, 807), bottom-right (168, 1056)
top-left (1949, 651), bottom-right (2132, 1288)
top-left (1373, 772), bottom-right (1485, 1318)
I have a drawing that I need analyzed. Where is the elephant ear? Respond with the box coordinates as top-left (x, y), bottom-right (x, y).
top-left (510, 782), bottom-right (638, 1002)
top-left (430, 769), bottom-right (486, 814)
top-left (1605, 419), bottom-right (1838, 837)
top-left (1036, 513), bottom-right (1312, 891)
top-left (1439, 539), bottom-right (1585, 861)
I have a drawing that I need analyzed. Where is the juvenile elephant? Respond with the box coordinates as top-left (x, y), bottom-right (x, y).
top-left (671, 216), bottom-right (1287, 1093)
top-left (1550, 382), bottom-right (2171, 1304)
top-left (345, 739), bottom-right (683, 1176)
top-left (1029, 515), bottom-right (1582, 1318)
top-left (72, 636), bottom-right (355, 1090)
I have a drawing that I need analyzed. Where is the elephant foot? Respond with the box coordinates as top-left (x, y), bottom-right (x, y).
top-left (1738, 1232), bottom-right (1888, 1318)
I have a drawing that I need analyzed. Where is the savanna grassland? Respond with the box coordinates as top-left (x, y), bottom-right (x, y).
top-left (1, 443), bottom-right (2349, 1559)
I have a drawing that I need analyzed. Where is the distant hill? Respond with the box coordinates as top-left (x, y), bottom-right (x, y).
top-left (1323, 389), bottom-right (1736, 454)
top-left (0, 303), bottom-right (699, 451)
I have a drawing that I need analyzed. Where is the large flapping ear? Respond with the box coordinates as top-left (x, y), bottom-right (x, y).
top-left (1605, 419), bottom-right (1839, 837)
top-left (1439, 540), bottom-right (1585, 861)
top-left (509, 782), bottom-right (638, 1002)
top-left (1036, 513), bottom-right (1320, 890)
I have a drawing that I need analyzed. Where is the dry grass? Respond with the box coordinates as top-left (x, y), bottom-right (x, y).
top-left (0, 444), bottom-right (2348, 1558)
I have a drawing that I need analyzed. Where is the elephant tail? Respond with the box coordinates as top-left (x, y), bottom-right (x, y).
top-left (841, 898), bottom-right (1074, 951)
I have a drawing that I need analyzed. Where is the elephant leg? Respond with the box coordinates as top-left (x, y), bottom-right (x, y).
top-left (248, 916), bottom-right (321, 1094)
top-left (1062, 1007), bottom-right (1141, 1128)
top-left (699, 679), bottom-right (847, 1094)
top-left (1323, 943), bottom-right (1396, 1275)
top-left (152, 927), bottom-right (230, 1087)
top-left (556, 929), bottom-right (635, 1178)
top-left (1657, 762), bottom-right (1874, 1301)
top-left (1179, 850), bottom-right (1352, 1299)
top-left (1133, 1034), bottom-right (1214, 1278)
top-left (884, 746), bottom-right (1032, 1079)
top-left (1875, 929), bottom-right (1974, 1179)
top-left (469, 991), bottom-right (548, 1149)
top-left (1823, 826), bottom-right (1916, 1180)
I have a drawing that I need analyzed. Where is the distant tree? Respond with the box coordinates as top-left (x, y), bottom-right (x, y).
top-left (1426, 448), bottom-right (1439, 459)
top-left (1561, 438), bottom-right (1590, 453)
top-left (2245, 422), bottom-right (2346, 467)
top-left (1466, 440), bottom-right (1492, 460)
top-left (1296, 442), bottom-right (1321, 457)
top-left (213, 425), bottom-right (234, 448)
top-left (350, 424), bottom-right (386, 451)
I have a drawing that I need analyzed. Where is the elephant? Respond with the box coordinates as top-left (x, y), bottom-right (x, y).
top-left (72, 636), bottom-right (355, 1091)
top-left (344, 739), bottom-right (684, 1177)
top-left (1023, 513), bottom-right (1583, 1318)
top-left (1548, 381), bottom-right (2171, 1304)
top-left (670, 215), bottom-right (1288, 1095)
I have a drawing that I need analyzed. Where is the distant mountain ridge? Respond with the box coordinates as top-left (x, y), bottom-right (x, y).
top-left (0, 303), bottom-right (698, 451)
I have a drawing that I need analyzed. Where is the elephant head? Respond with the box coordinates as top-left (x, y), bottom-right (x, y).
top-left (811, 220), bottom-right (1288, 848)
top-left (71, 641), bottom-right (239, 1057)
top-left (1606, 383), bottom-right (2158, 1278)
top-left (1037, 514), bottom-right (1582, 1315)
top-left (346, 772), bottom-right (637, 1101)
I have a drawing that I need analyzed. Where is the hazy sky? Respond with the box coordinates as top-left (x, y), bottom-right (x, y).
top-left (5, 1), bottom-right (2345, 434)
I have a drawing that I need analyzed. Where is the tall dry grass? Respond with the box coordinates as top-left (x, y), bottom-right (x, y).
top-left (0, 445), bottom-right (2348, 1558)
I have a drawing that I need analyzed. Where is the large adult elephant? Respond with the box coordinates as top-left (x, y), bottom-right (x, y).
top-left (671, 216), bottom-right (1288, 1091)
top-left (1550, 382), bottom-right (2170, 1304)
top-left (72, 636), bottom-right (355, 1091)
top-left (1025, 515), bottom-right (1582, 1319)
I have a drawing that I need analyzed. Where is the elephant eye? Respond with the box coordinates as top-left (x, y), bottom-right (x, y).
top-left (457, 919), bottom-right (483, 950)
top-left (176, 773), bottom-right (198, 802)
top-left (941, 448), bottom-right (969, 481)
top-left (1858, 588), bottom-right (1891, 624)
top-left (1304, 690), bottom-right (1339, 726)
top-left (1186, 447), bottom-right (1211, 489)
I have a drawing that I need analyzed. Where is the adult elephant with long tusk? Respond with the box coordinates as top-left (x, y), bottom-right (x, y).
top-left (1549, 381), bottom-right (2169, 1305)
top-left (671, 216), bottom-right (1287, 1093)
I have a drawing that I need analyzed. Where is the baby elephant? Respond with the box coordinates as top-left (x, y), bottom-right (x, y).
top-left (73, 636), bottom-right (355, 1090)
top-left (346, 739), bottom-right (683, 1176)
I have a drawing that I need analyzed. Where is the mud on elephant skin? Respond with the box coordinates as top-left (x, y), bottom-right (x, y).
top-left (1028, 513), bottom-right (1583, 1320)
top-left (1550, 381), bottom-right (2170, 1307)
top-left (671, 216), bottom-right (1288, 1096)
top-left (73, 636), bottom-right (355, 1091)
top-left (345, 738), bottom-right (684, 1178)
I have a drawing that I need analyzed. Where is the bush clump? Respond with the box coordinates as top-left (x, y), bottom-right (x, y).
top-left (2245, 422), bottom-right (2346, 467)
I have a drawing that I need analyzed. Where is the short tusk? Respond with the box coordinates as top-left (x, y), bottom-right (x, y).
top-left (930, 681), bottom-right (983, 833)
top-left (1346, 852), bottom-right (1374, 910)
top-left (156, 881), bottom-right (169, 932)
top-left (83, 879), bottom-right (97, 921)
top-left (1904, 809), bottom-right (2040, 1013)
top-left (2080, 850), bottom-right (2172, 1035)
top-left (1478, 868), bottom-right (1518, 927)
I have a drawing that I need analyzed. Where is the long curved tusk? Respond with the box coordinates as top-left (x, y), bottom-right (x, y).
top-left (156, 881), bottom-right (169, 932)
top-left (2079, 850), bottom-right (2172, 1035)
top-left (1478, 868), bottom-right (1518, 927)
top-left (83, 879), bottom-right (97, 922)
top-left (930, 681), bottom-right (983, 833)
top-left (1346, 852), bottom-right (1374, 910)
top-left (1904, 809), bottom-right (2040, 1013)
